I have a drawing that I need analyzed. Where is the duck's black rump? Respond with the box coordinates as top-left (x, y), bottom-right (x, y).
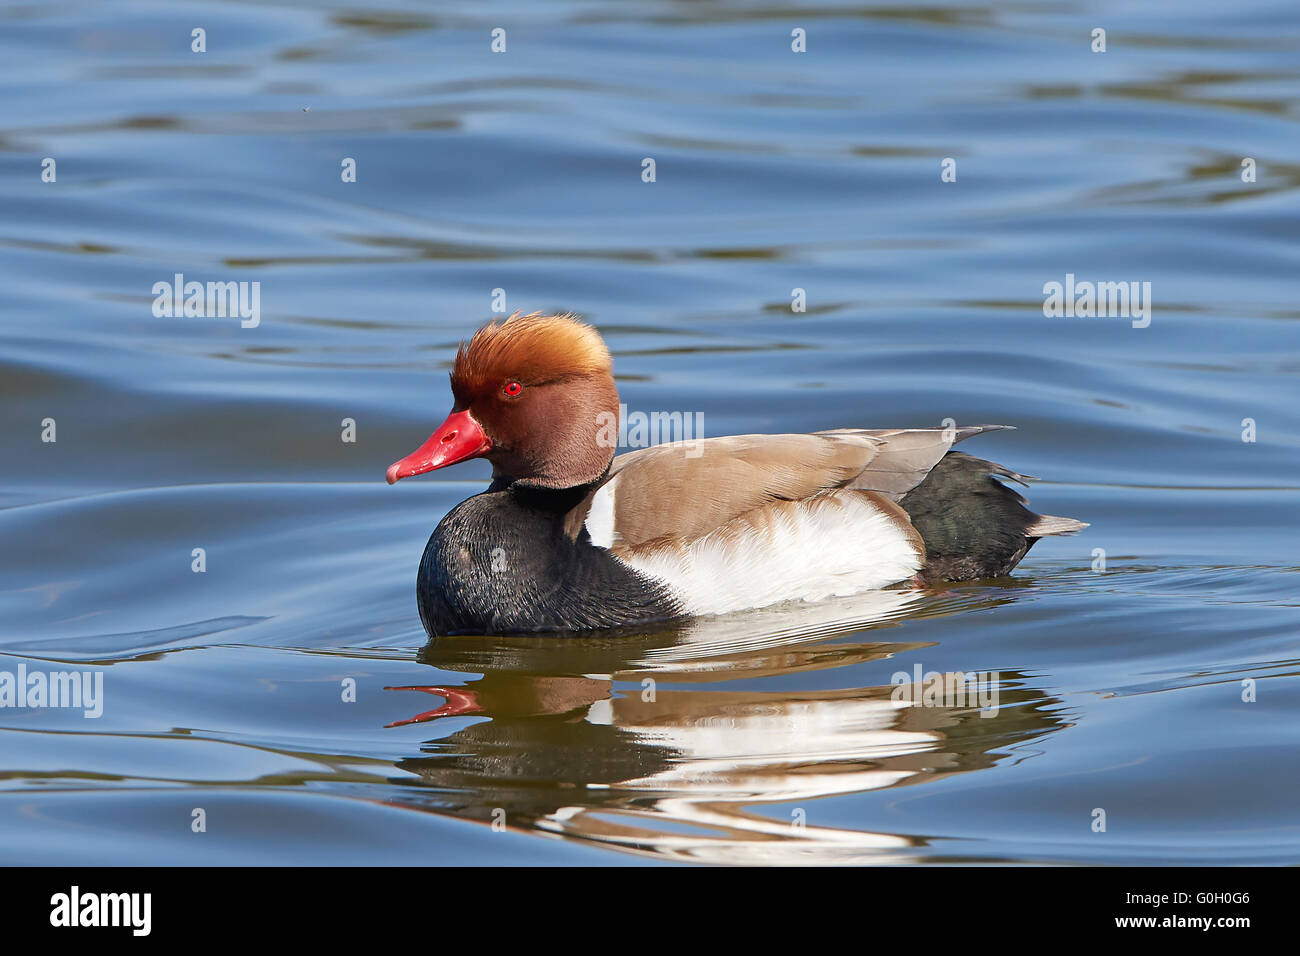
top-left (900, 451), bottom-right (1086, 582)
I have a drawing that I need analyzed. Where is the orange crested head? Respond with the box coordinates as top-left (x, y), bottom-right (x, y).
top-left (384, 311), bottom-right (621, 489)
top-left (450, 311), bottom-right (612, 402)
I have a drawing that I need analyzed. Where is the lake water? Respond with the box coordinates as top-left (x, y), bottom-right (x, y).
top-left (1, 0), bottom-right (1297, 865)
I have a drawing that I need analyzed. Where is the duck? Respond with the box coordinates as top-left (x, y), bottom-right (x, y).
top-left (386, 312), bottom-right (1086, 636)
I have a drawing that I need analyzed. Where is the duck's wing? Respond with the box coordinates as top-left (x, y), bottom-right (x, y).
top-left (566, 426), bottom-right (1004, 551)
top-left (818, 425), bottom-right (1015, 498)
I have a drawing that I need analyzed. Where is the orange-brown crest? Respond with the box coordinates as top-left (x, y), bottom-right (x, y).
top-left (450, 312), bottom-right (612, 400)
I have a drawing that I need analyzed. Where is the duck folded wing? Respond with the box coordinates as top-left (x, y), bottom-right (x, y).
top-left (569, 426), bottom-right (1005, 552)
top-left (818, 425), bottom-right (1015, 498)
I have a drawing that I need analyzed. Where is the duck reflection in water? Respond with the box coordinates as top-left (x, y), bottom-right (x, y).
top-left (383, 589), bottom-right (1071, 864)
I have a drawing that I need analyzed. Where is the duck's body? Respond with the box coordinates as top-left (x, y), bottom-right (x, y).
top-left (389, 314), bottom-right (1086, 637)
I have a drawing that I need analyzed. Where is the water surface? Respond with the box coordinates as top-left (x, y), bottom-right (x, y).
top-left (1, 0), bottom-right (1298, 865)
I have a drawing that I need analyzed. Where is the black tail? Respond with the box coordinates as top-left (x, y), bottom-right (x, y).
top-left (899, 452), bottom-right (1086, 582)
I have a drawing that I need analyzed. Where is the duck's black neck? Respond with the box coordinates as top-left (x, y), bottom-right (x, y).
top-left (488, 468), bottom-right (610, 514)
top-left (418, 465), bottom-right (679, 635)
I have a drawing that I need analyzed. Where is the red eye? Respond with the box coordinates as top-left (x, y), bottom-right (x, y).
top-left (503, 380), bottom-right (523, 397)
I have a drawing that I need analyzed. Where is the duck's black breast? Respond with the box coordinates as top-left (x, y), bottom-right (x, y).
top-left (416, 483), bottom-right (681, 636)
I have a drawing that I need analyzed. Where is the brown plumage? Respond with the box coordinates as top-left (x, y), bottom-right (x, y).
top-left (573, 428), bottom-right (1018, 554)
top-left (443, 312), bottom-right (618, 489)
top-left (451, 311), bottom-right (612, 400)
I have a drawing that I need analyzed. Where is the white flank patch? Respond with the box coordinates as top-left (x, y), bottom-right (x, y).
top-left (614, 490), bottom-right (922, 616)
top-left (584, 475), bottom-right (618, 548)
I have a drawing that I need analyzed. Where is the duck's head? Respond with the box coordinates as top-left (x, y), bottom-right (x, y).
top-left (386, 312), bottom-right (619, 489)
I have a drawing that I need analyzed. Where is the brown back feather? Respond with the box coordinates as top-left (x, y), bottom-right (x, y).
top-left (567, 427), bottom-right (1006, 550)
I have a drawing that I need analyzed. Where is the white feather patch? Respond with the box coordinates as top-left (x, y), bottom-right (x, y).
top-left (584, 475), bottom-right (618, 548)
top-left (613, 490), bottom-right (922, 616)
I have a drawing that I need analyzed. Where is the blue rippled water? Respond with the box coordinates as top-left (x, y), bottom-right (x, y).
top-left (0, 0), bottom-right (1297, 864)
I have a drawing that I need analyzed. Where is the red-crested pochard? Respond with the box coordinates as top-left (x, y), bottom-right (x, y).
top-left (387, 313), bottom-right (1086, 636)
